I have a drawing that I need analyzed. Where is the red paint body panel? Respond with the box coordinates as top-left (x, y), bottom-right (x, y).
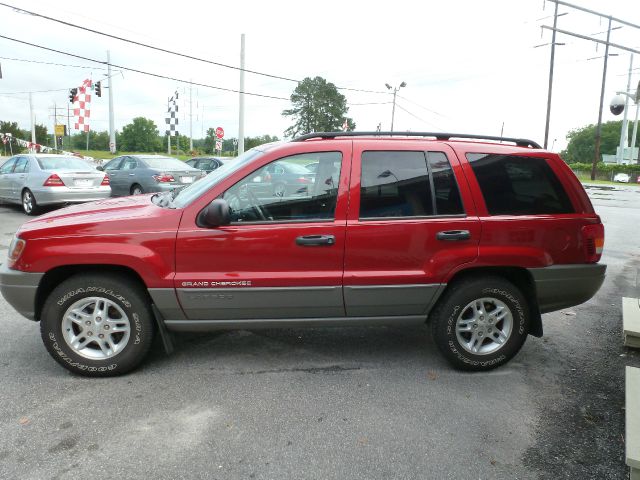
top-left (13, 195), bottom-right (181, 287)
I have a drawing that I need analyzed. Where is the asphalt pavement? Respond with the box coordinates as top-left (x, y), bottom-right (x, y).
top-left (0, 186), bottom-right (638, 480)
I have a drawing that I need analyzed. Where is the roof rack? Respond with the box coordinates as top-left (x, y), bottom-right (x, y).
top-left (291, 131), bottom-right (541, 149)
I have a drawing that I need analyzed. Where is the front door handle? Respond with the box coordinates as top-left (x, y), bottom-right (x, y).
top-left (129, 173), bottom-right (135, 176)
top-left (296, 234), bottom-right (335, 246)
top-left (436, 230), bottom-right (471, 241)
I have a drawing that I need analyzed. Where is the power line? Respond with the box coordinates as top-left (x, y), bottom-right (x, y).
top-left (0, 87), bottom-right (70, 95)
top-left (348, 101), bottom-right (392, 106)
top-left (0, 2), bottom-right (389, 95)
top-left (0, 55), bottom-right (107, 70)
top-left (394, 102), bottom-right (443, 130)
top-left (395, 94), bottom-right (448, 118)
top-left (0, 34), bottom-right (290, 100)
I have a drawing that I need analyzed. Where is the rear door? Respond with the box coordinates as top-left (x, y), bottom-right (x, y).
top-left (175, 145), bottom-right (351, 321)
top-left (343, 141), bottom-right (480, 317)
top-left (8, 156), bottom-right (29, 200)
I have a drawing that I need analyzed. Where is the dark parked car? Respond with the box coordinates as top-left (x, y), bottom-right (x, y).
top-left (185, 156), bottom-right (227, 174)
top-left (100, 155), bottom-right (204, 196)
top-left (255, 160), bottom-right (315, 197)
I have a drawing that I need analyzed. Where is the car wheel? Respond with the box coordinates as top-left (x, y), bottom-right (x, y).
top-left (430, 276), bottom-right (530, 371)
top-left (273, 183), bottom-right (286, 197)
top-left (40, 273), bottom-right (155, 377)
top-left (22, 189), bottom-right (38, 215)
top-left (131, 184), bottom-right (144, 195)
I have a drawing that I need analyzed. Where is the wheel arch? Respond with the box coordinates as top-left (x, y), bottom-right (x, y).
top-left (35, 264), bottom-right (149, 321)
top-left (437, 266), bottom-right (543, 337)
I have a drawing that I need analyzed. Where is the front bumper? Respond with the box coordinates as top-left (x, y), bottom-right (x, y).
top-left (528, 263), bottom-right (606, 314)
top-left (0, 262), bottom-right (44, 321)
top-left (32, 186), bottom-right (112, 206)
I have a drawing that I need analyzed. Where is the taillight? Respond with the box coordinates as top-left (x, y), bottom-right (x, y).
top-left (582, 222), bottom-right (604, 263)
top-left (100, 175), bottom-right (110, 186)
top-left (153, 173), bottom-right (175, 183)
top-left (43, 174), bottom-right (65, 186)
top-left (296, 177), bottom-right (312, 184)
top-left (263, 173), bottom-right (272, 182)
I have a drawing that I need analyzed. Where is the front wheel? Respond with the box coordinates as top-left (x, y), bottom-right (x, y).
top-left (40, 273), bottom-right (155, 377)
top-left (430, 276), bottom-right (530, 371)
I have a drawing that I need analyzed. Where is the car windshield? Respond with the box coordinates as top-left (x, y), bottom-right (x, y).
top-left (141, 157), bottom-right (194, 170)
top-left (171, 148), bottom-right (265, 208)
top-left (37, 157), bottom-right (95, 171)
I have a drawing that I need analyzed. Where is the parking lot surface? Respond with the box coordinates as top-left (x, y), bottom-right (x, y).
top-left (0, 186), bottom-right (639, 480)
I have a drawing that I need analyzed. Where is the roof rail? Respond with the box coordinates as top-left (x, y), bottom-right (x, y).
top-left (291, 131), bottom-right (541, 149)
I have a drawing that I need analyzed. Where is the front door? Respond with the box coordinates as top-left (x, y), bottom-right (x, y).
top-left (104, 157), bottom-right (124, 195)
top-left (343, 142), bottom-right (480, 317)
top-left (175, 146), bottom-right (351, 321)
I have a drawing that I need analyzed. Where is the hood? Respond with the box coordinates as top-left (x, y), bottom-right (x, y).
top-left (18, 194), bottom-right (183, 239)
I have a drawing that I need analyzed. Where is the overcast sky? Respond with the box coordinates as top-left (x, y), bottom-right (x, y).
top-left (0, 0), bottom-right (639, 151)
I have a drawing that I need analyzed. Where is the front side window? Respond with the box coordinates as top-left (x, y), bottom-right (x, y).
top-left (104, 158), bottom-right (123, 171)
top-left (222, 152), bottom-right (342, 223)
top-left (467, 153), bottom-right (574, 215)
top-left (0, 158), bottom-right (16, 174)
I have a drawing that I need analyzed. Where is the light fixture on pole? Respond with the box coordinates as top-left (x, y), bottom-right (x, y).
top-left (385, 81), bottom-right (406, 132)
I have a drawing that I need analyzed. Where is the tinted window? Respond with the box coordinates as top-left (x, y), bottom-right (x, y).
top-left (428, 152), bottom-right (464, 215)
top-left (0, 158), bottom-right (16, 174)
top-left (360, 151), bottom-right (433, 218)
top-left (222, 152), bottom-right (342, 222)
top-left (13, 157), bottom-right (29, 173)
top-left (467, 154), bottom-right (574, 215)
top-left (104, 158), bottom-right (122, 171)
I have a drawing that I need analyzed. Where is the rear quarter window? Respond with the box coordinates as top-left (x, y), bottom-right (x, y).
top-left (467, 153), bottom-right (574, 215)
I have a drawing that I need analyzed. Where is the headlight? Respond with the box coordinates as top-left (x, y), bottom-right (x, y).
top-left (7, 236), bottom-right (26, 265)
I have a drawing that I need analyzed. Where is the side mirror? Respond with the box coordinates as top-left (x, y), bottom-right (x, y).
top-left (96, 166), bottom-right (105, 171)
top-left (197, 198), bottom-right (230, 228)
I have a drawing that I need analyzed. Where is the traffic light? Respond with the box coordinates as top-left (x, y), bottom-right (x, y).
top-left (68, 88), bottom-right (77, 103)
top-left (95, 81), bottom-right (102, 97)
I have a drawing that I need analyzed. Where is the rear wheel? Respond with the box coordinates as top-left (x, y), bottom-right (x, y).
top-left (40, 273), bottom-right (155, 377)
top-left (131, 184), bottom-right (144, 195)
top-left (22, 189), bottom-right (38, 215)
top-left (430, 276), bottom-right (530, 371)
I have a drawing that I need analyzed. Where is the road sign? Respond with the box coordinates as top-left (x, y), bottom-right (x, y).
top-left (215, 140), bottom-right (223, 150)
top-left (215, 127), bottom-right (224, 139)
top-left (55, 124), bottom-right (65, 136)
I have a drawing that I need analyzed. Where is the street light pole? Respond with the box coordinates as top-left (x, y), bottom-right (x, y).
top-left (385, 81), bottom-right (406, 132)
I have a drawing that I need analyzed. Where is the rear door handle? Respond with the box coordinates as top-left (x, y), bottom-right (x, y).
top-left (296, 235), bottom-right (335, 246)
top-left (436, 230), bottom-right (471, 241)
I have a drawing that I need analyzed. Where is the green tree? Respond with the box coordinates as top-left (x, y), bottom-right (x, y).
top-left (118, 117), bottom-right (162, 152)
top-left (282, 76), bottom-right (355, 138)
top-left (34, 124), bottom-right (49, 146)
top-left (561, 120), bottom-right (634, 163)
top-left (0, 121), bottom-right (27, 154)
top-left (245, 134), bottom-right (279, 150)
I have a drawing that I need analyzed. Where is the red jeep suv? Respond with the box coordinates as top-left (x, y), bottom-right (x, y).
top-left (0, 132), bottom-right (606, 376)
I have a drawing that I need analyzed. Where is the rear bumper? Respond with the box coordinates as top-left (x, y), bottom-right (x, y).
top-left (33, 186), bottom-right (111, 205)
top-left (528, 263), bottom-right (606, 314)
top-left (0, 262), bottom-right (43, 321)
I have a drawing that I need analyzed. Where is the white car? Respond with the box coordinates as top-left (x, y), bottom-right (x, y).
top-left (613, 173), bottom-right (631, 183)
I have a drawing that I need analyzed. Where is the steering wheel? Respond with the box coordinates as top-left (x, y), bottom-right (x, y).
top-left (244, 186), bottom-right (269, 221)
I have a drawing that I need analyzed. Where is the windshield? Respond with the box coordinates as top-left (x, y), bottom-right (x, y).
top-left (37, 156), bottom-right (95, 171)
top-left (141, 157), bottom-right (195, 170)
top-left (171, 148), bottom-right (265, 208)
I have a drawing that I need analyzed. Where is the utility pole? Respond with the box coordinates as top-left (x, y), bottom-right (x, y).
top-left (53, 102), bottom-right (58, 150)
top-left (543, 0), bottom-right (559, 149)
top-left (592, 17), bottom-right (612, 180)
top-left (238, 33), bottom-right (245, 155)
top-left (28, 92), bottom-right (35, 144)
top-left (385, 81), bottom-right (406, 132)
top-left (107, 50), bottom-right (116, 153)
top-left (189, 80), bottom-right (193, 152)
top-left (617, 54), bottom-right (633, 162)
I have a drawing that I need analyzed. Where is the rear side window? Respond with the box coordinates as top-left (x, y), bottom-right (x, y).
top-left (467, 154), bottom-right (574, 215)
top-left (359, 151), bottom-right (463, 219)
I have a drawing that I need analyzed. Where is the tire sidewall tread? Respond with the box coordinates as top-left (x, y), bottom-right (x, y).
top-left (40, 273), bottom-right (154, 377)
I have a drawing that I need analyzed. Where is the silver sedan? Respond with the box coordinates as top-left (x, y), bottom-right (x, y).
top-left (0, 154), bottom-right (111, 215)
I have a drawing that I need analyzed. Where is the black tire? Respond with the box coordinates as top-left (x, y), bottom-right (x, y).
top-left (40, 273), bottom-right (155, 377)
top-left (22, 188), bottom-right (38, 215)
top-left (130, 184), bottom-right (144, 195)
top-left (430, 276), bottom-right (530, 371)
